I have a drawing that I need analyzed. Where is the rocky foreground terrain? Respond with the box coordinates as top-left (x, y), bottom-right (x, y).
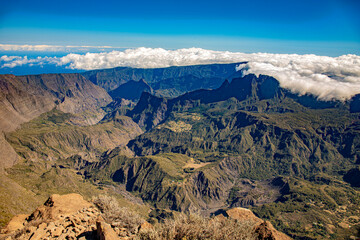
top-left (0, 193), bottom-right (291, 240)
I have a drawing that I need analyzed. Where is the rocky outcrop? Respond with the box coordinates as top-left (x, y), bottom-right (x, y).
top-left (27, 194), bottom-right (93, 222)
top-left (0, 194), bottom-right (102, 239)
top-left (254, 221), bottom-right (292, 240)
top-left (216, 208), bottom-right (292, 240)
top-left (96, 221), bottom-right (119, 240)
top-left (0, 193), bottom-right (140, 240)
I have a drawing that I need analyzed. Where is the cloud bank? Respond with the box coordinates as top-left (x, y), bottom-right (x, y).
top-left (1, 47), bottom-right (360, 101)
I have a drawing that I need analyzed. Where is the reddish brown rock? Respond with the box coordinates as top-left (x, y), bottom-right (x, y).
top-left (27, 193), bottom-right (93, 222)
top-left (254, 221), bottom-right (292, 240)
top-left (138, 221), bottom-right (153, 232)
top-left (226, 207), bottom-right (262, 224)
top-left (0, 214), bottom-right (28, 234)
top-left (215, 207), bottom-right (292, 240)
top-left (97, 221), bottom-right (120, 240)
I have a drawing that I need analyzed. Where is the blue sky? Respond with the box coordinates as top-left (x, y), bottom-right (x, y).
top-left (0, 0), bottom-right (359, 55)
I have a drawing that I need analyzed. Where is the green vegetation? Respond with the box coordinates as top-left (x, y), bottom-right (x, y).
top-left (147, 153), bottom-right (191, 179)
top-left (253, 178), bottom-right (360, 239)
top-left (5, 109), bottom-right (142, 162)
top-left (124, 95), bottom-right (360, 239)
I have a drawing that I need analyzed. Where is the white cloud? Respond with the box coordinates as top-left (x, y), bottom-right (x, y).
top-left (0, 55), bottom-right (58, 68)
top-left (1, 46), bottom-right (360, 101)
top-left (237, 53), bottom-right (360, 101)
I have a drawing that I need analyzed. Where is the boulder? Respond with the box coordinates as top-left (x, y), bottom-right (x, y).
top-left (215, 207), bottom-right (292, 240)
top-left (97, 221), bottom-right (120, 240)
top-left (254, 221), bottom-right (292, 240)
top-left (138, 221), bottom-right (153, 231)
top-left (225, 207), bottom-right (262, 224)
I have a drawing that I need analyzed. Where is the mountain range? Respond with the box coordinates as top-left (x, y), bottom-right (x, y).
top-left (0, 63), bottom-right (359, 240)
top-left (81, 63), bottom-right (241, 97)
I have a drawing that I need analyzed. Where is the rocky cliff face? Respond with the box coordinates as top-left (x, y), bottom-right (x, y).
top-left (16, 73), bottom-right (112, 122)
top-left (81, 63), bottom-right (241, 97)
top-left (0, 73), bottom-right (112, 169)
top-left (0, 74), bottom-right (56, 132)
top-left (0, 73), bottom-right (111, 132)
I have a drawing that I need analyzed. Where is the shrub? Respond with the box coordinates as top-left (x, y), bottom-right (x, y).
top-left (93, 195), bottom-right (144, 234)
top-left (139, 213), bottom-right (255, 240)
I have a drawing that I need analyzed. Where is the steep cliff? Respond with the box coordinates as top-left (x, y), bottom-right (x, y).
top-left (81, 63), bottom-right (241, 97)
top-left (0, 73), bottom-right (111, 132)
top-left (0, 73), bottom-right (112, 169)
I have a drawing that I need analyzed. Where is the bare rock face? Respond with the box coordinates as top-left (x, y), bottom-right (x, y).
top-left (0, 74), bottom-right (56, 132)
top-left (0, 73), bottom-right (112, 169)
top-left (218, 208), bottom-right (292, 240)
top-left (0, 73), bottom-right (111, 132)
top-left (225, 207), bottom-right (262, 224)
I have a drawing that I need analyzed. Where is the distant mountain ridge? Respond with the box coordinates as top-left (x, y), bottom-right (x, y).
top-left (125, 74), bottom-right (351, 131)
top-left (81, 63), bottom-right (242, 97)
